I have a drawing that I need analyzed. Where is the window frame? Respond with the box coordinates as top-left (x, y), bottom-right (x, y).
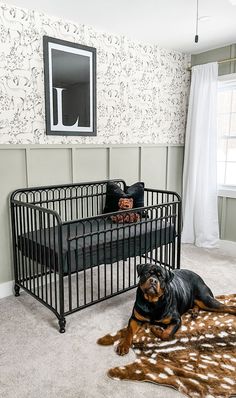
top-left (217, 73), bottom-right (236, 196)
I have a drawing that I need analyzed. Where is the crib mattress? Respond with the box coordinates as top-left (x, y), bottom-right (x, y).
top-left (18, 218), bottom-right (175, 274)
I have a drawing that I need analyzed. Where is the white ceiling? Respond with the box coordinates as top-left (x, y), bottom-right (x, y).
top-left (3, 0), bottom-right (236, 54)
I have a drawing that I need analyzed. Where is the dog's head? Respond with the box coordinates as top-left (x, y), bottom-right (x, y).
top-left (137, 263), bottom-right (174, 303)
top-left (118, 197), bottom-right (133, 210)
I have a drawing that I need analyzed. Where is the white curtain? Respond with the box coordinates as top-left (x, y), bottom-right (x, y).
top-left (182, 62), bottom-right (219, 248)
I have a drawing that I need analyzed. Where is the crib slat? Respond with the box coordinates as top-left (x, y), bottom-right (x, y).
top-left (67, 223), bottom-right (72, 312)
top-left (110, 222), bottom-right (113, 294)
top-left (14, 206), bottom-right (21, 288)
top-left (133, 221), bottom-right (137, 286)
top-left (30, 207), bottom-right (36, 295)
top-left (19, 206), bottom-right (26, 288)
top-left (160, 206), bottom-right (163, 266)
top-left (114, 221), bottom-right (119, 294)
top-left (52, 216), bottom-right (58, 312)
top-left (128, 223), bottom-right (131, 288)
top-left (25, 205), bottom-right (31, 292)
top-left (103, 218), bottom-right (110, 295)
top-left (89, 220), bottom-right (93, 303)
top-left (43, 211), bottom-right (48, 304)
top-left (96, 219), bottom-right (100, 301)
top-left (122, 222), bottom-right (125, 290)
top-left (34, 208), bottom-right (40, 297)
top-left (47, 213), bottom-right (53, 307)
top-left (82, 223), bottom-right (86, 306)
top-left (74, 223), bottom-right (79, 308)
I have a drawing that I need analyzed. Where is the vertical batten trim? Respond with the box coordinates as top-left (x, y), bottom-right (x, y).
top-left (165, 146), bottom-right (169, 190)
top-left (139, 146), bottom-right (142, 181)
top-left (71, 147), bottom-right (76, 183)
top-left (25, 147), bottom-right (30, 187)
top-left (220, 196), bottom-right (227, 240)
top-left (106, 147), bottom-right (109, 179)
top-left (108, 147), bottom-right (111, 179)
top-left (230, 44), bottom-right (236, 74)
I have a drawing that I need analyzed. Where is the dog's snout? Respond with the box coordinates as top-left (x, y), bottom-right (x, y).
top-left (149, 277), bottom-right (157, 285)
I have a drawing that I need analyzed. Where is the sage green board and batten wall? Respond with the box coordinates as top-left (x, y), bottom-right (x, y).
top-left (191, 44), bottom-right (236, 75)
top-left (0, 144), bottom-right (184, 285)
top-left (218, 196), bottom-right (236, 241)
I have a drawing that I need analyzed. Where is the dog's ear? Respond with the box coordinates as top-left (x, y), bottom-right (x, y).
top-left (137, 264), bottom-right (145, 277)
top-left (164, 268), bottom-right (174, 283)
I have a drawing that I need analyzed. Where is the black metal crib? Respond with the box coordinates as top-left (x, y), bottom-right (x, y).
top-left (10, 179), bottom-right (181, 333)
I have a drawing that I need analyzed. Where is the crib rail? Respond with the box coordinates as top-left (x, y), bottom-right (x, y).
top-left (10, 179), bottom-right (126, 222)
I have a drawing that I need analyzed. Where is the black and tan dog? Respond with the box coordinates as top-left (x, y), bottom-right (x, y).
top-left (116, 263), bottom-right (236, 355)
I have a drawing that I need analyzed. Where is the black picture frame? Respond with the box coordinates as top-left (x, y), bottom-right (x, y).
top-left (43, 36), bottom-right (97, 136)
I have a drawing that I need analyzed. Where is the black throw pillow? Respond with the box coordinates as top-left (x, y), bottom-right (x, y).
top-left (103, 181), bottom-right (144, 213)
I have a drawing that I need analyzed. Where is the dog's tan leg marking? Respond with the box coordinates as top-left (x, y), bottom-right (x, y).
top-left (116, 319), bottom-right (141, 356)
top-left (159, 316), bottom-right (172, 325)
top-left (195, 299), bottom-right (236, 315)
top-left (190, 305), bottom-right (200, 319)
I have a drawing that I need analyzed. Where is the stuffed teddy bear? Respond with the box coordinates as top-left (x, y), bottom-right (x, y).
top-left (111, 198), bottom-right (140, 223)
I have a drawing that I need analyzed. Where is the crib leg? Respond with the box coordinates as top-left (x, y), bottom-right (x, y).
top-left (14, 284), bottom-right (20, 297)
top-left (58, 317), bottom-right (66, 333)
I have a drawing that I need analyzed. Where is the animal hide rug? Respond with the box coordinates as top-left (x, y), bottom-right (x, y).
top-left (97, 294), bottom-right (236, 398)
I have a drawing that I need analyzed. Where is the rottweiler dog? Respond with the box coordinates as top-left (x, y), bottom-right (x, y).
top-left (116, 263), bottom-right (236, 355)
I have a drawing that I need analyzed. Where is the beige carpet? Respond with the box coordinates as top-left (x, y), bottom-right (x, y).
top-left (0, 244), bottom-right (236, 398)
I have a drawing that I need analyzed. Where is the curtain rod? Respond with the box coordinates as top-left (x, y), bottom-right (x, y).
top-left (188, 56), bottom-right (236, 71)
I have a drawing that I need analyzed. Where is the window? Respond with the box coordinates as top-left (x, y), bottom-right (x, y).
top-left (217, 75), bottom-right (236, 189)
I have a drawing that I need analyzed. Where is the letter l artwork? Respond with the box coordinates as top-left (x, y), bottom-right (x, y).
top-left (53, 87), bottom-right (79, 129)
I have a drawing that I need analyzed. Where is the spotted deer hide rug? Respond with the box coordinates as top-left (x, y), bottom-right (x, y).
top-left (97, 294), bottom-right (236, 398)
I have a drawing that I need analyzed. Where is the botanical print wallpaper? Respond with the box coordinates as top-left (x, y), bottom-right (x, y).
top-left (0, 2), bottom-right (190, 145)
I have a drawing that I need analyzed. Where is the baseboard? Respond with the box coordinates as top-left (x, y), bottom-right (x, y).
top-left (0, 280), bottom-right (14, 299)
top-left (0, 273), bottom-right (58, 300)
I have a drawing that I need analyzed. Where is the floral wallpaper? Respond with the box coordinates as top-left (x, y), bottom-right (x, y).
top-left (0, 2), bottom-right (190, 145)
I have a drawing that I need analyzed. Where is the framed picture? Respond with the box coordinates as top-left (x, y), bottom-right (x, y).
top-left (43, 36), bottom-right (96, 136)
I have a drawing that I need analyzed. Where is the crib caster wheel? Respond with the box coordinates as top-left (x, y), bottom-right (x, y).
top-left (14, 284), bottom-right (20, 297)
top-left (59, 318), bottom-right (66, 333)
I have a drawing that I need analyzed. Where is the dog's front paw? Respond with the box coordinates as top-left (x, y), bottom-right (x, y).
top-left (189, 306), bottom-right (199, 319)
top-left (116, 340), bottom-right (130, 356)
top-left (150, 325), bottom-right (164, 339)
